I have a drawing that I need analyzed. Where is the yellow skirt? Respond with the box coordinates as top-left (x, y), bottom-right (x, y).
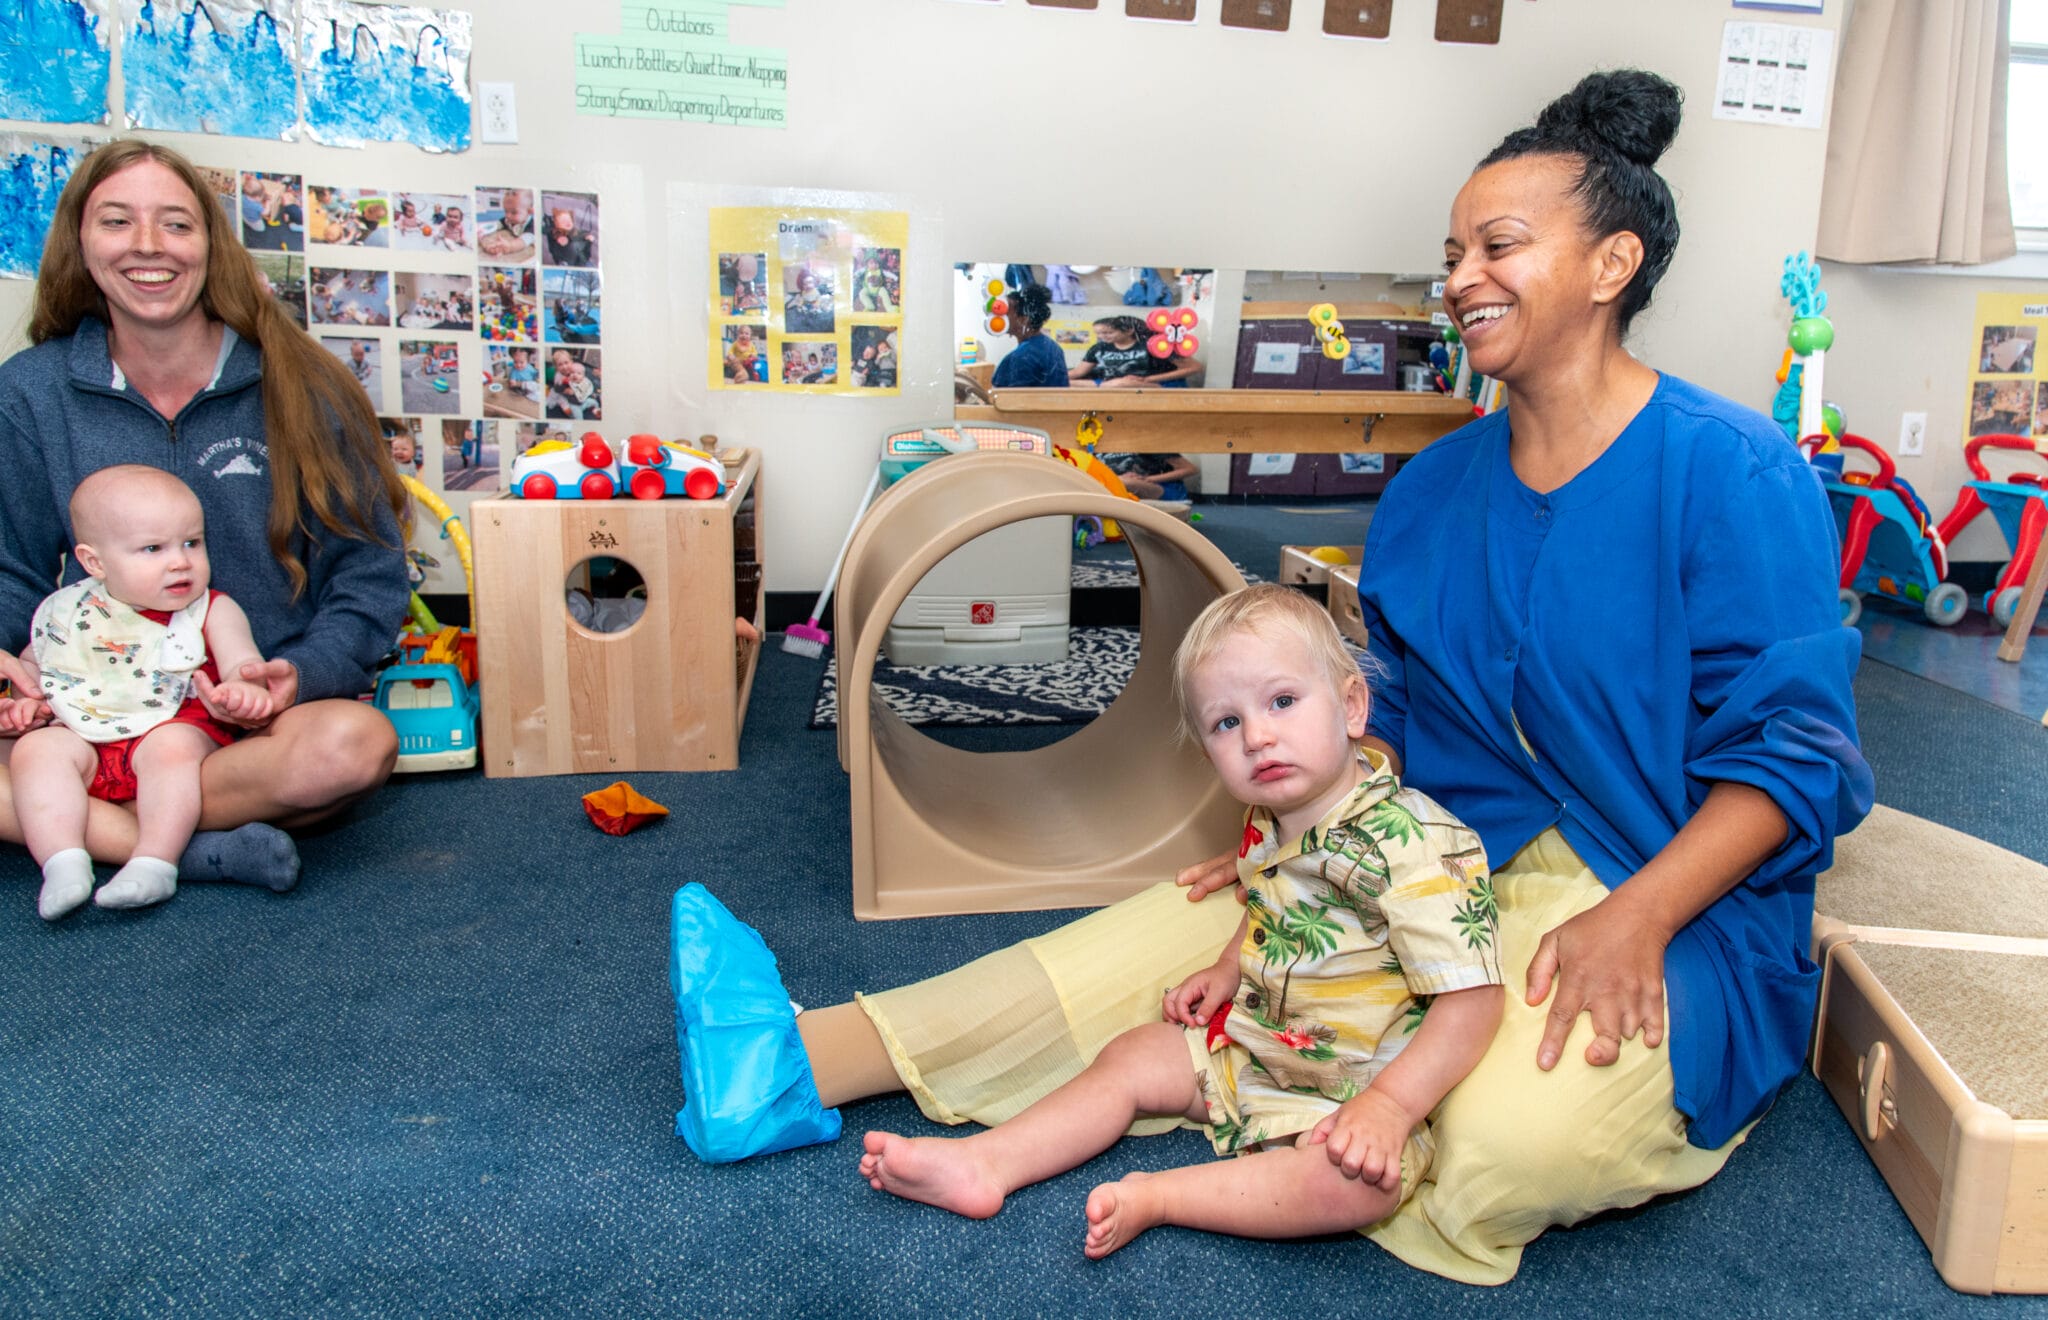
top-left (856, 829), bottom-right (1743, 1284)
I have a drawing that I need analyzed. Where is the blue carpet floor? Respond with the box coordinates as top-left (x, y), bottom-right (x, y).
top-left (2, 638), bottom-right (2046, 1316)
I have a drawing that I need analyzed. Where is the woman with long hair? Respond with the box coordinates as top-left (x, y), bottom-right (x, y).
top-left (0, 139), bottom-right (411, 892)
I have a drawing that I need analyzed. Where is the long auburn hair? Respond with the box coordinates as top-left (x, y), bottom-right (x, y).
top-left (30, 140), bottom-right (406, 597)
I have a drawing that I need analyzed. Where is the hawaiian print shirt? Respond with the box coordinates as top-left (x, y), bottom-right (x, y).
top-left (1214, 749), bottom-right (1502, 1148)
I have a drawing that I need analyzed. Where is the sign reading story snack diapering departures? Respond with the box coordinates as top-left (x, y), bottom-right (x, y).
top-left (574, 2), bottom-right (788, 129)
top-left (708, 207), bottom-right (906, 395)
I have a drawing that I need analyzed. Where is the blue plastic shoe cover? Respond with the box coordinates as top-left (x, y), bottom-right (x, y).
top-left (670, 883), bottom-right (843, 1162)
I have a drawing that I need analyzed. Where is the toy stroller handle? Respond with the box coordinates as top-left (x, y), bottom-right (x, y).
top-left (1963, 433), bottom-right (2038, 482)
top-left (1835, 432), bottom-right (1895, 490)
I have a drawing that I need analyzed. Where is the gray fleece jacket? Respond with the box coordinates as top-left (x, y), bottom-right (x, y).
top-left (0, 317), bottom-right (408, 702)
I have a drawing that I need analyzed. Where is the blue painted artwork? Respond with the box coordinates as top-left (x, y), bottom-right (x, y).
top-left (0, 135), bottom-right (87, 279)
top-left (300, 0), bottom-right (473, 153)
top-left (0, 0), bottom-right (112, 124)
top-left (124, 0), bottom-right (298, 140)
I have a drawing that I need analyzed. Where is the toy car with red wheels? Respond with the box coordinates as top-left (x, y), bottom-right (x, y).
top-left (509, 432), bottom-right (726, 501)
top-left (617, 435), bottom-right (727, 501)
top-left (509, 431), bottom-right (622, 499)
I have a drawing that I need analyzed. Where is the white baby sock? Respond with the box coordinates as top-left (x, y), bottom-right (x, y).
top-left (37, 848), bottom-right (95, 921)
top-left (94, 856), bottom-right (178, 910)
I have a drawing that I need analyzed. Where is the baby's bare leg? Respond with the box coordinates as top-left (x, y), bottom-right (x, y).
top-left (13, 727), bottom-right (98, 920)
top-left (860, 1021), bottom-right (1202, 1220)
top-left (11, 727), bottom-right (95, 864)
top-left (1083, 1138), bottom-right (1404, 1260)
top-left (95, 724), bottom-right (218, 910)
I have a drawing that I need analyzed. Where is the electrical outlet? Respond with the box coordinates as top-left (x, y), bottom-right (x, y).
top-left (1898, 411), bottom-right (1926, 457)
top-left (480, 82), bottom-right (518, 145)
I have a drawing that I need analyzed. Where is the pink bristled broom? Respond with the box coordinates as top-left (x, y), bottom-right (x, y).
top-left (782, 465), bottom-right (883, 659)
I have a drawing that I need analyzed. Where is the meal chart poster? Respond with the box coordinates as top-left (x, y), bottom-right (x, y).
top-left (707, 207), bottom-right (906, 395)
top-left (1966, 293), bottom-right (2047, 441)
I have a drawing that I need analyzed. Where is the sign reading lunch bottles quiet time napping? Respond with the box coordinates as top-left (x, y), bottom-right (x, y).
top-left (574, 2), bottom-right (789, 128)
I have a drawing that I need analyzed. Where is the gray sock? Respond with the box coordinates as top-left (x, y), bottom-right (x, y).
top-left (177, 824), bottom-right (302, 893)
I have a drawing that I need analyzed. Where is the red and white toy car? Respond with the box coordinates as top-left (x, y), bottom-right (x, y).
top-left (510, 432), bottom-right (726, 501)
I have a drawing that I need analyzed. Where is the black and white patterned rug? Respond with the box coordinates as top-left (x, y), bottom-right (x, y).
top-left (809, 627), bottom-right (1140, 729)
top-left (1068, 553), bottom-right (1261, 591)
top-left (808, 621), bottom-right (1363, 729)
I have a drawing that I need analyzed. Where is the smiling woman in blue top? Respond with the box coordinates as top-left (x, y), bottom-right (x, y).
top-left (0, 141), bottom-right (410, 894)
top-left (676, 70), bottom-right (1871, 1282)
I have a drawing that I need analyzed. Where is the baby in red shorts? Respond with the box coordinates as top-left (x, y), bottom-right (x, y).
top-left (0, 466), bottom-right (276, 919)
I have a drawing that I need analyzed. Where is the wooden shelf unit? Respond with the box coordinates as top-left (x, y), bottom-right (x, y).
top-left (472, 447), bottom-right (764, 778)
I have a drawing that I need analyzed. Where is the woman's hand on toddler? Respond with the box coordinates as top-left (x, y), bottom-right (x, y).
top-left (194, 659), bottom-right (297, 729)
top-left (201, 677), bottom-right (276, 724)
top-left (1306, 1088), bottom-right (1412, 1193)
top-left (0, 694), bottom-right (52, 734)
top-left (1162, 958), bottom-right (1241, 1027)
top-left (1175, 851), bottom-right (1245, 905)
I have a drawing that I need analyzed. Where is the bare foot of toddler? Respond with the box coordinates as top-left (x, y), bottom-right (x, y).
top-left (1083, 1173), bottom-right (1162, 1260)
top-left (859, 1130), bottom-right (1006, 1219)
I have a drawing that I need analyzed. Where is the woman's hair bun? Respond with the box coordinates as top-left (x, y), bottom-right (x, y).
top-left (1534, 69), bottom-right (1683, 168)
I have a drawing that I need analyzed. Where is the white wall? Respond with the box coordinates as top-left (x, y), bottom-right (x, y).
top-left (1820, 262), bottom-right (2048, 564)
top-left (0, 0), bottom-right (1849, 590)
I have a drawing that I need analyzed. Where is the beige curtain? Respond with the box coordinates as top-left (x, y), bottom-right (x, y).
top-left (1817, 0), bottom-right (2016, 264)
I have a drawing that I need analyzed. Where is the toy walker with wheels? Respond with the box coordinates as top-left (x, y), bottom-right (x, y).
top-left (1827, 432), bottom-right (1965, 627)
top-left (1931, 434), bottom-right (2048, 627)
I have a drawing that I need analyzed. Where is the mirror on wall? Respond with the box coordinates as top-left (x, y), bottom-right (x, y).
top-left (1236, 270), bottom-right (1444, 395)
top-left (955, 263), bottom-right (1218, 395)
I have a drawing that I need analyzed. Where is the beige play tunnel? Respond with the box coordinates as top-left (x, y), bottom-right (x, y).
top-left (835, 452), bottom-right (1247, 920)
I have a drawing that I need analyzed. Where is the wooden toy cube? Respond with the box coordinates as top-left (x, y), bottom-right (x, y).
top-left (1810, 805), bottom-right (2048, 1294)
top-left (1278, 543), bottom-right (1363, 587)
top-left (472, 448), bottom-right (762, 777)
top-left (1326, 562), bottom-right (1370, 650)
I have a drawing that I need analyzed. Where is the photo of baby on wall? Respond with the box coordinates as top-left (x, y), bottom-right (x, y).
top-left (542, 269), bottom-right (602, 344)
top-left (391, 192), bottom-right (471, 252)
top-left (781, 343), bottom-right (837, 386)
top-left (545, 347), bottom-right (603, 420)
top-left (399, 340), bottom-right (462, 415)
top-left (719, 252), bottom-right (768, 315)
top-left (778, 221), bottom-right (842, 334)
top-left (851, 245), bottom-right (900, 314)
top-left (240, 171), bottom-right (304, 252)
top-left (722, 324), bottom-right (768, 384)
top-left (442, 420), bottom-right (499, 492)
top-left (322, 336), bottom-right (383, 404)
top-left (485, 345), bottom-right (542, 420)
top-left (541, 191), bottom-right (600, 269)
top-left (309, 267), bottom-right (391, 327)
top-left (307, 187), bottom-right (388, 248)
top-left (2037, 382), bottom-right (2048, 438)
top-left (381, 416), bottom-right (425, 475)
top-left (479, 267), bottom-right (539, 344)
top-left (395, 272), bottom-right (475, 332)
top-left (849, 325), bottom-right (897, 389)
top-left (782, 260), bottom-right (836, 334)
top-left (476, 187), bottom-right (537, 264)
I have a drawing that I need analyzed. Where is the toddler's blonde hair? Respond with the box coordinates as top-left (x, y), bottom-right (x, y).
top-left (1170, 583), bottom-right (1371, 745)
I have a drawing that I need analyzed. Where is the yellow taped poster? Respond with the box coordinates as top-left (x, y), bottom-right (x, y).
top-left (708, 207), bottom-right (905, 394)
top-left (1965, 292), bottom-right (2045, 439)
